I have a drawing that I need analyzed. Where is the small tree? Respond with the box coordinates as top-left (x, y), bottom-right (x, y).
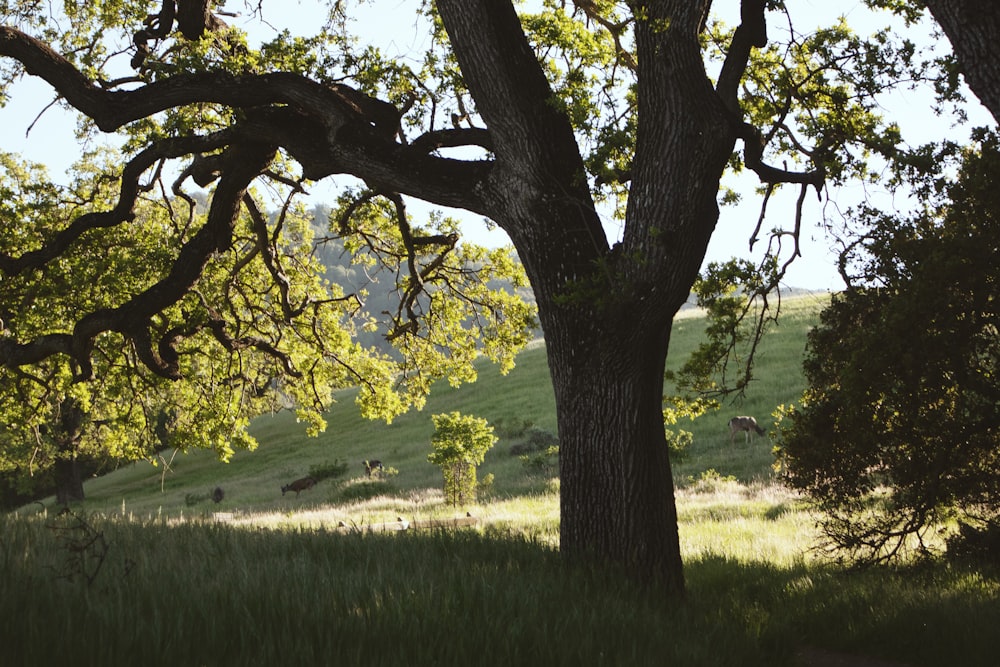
top-left (428, 412), bottom-right (497, 506)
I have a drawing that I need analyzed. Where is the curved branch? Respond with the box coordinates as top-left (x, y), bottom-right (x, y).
top-left (736, 121), bottom-right (826, 190)
top-left (200, 305), bottom-right (302, 378)
top-left (0, 27), bottom-right (395, 135)
top-left (436, 1), bottom-right (590, 180)
top-left (0, 142), bottom-right (277, 380)
top-left (131, 0), bottom-right (176, 69)
top-left (716, 0), bottom-right (768, 115)
top-left (0, 27), bottom-right (493, 215)
top-left (0, 334), bottom-right (76, 372)
top-left (384, 192), bottom-right (458, 341)
top-left (410, 127), bottom-right (494, 154)
top-left (242, 193), bottom-right (302, 322)
top-left (0, 131), bottom-right (237, 277)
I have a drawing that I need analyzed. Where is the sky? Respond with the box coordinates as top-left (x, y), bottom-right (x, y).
top-left (1, 1), bottom-right (995, 292)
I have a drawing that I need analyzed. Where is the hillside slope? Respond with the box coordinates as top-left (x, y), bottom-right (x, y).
top-left (23, 293), bottom-right (828, 519)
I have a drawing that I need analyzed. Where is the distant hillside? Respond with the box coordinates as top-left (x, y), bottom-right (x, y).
top-left (18, 294), bottom-right (828, 519)
top-left (308, 204), bottom-right (539, 353)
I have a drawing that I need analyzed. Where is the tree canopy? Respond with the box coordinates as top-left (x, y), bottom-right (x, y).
top-left (1, 0), bottom-right (997, 591)
top-left (776, 129), bottom-right (1000, 565)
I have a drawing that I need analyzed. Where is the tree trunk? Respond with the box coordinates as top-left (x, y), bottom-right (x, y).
top-left (434, 0), bottom-right (732, 596)
top-left (546, 316), bottom-right (684, 592)
top-left (54, 397), bottom-right (85, 505)
top-left (923, 0), bottom-right (1000, 123)
top-left (54, 455), bottom-right (85, 505)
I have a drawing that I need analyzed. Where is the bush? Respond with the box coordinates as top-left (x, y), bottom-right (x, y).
top-left (492, 417), bottom-right (535, 439)
top-left (519, 446), bottom-right (559, 476)
top-left (775, 137), bottom-right (1000, 565)
top-left (509, 427), bottom-right (558, 457)
top-left (946, 520), bottom-right (1000, 565)
top-left (308, 459), bottom-right (350, 483)
top-left (338, 481), bottom-right (392, 503)
top-left (428, 412), bottom-right (497, 506)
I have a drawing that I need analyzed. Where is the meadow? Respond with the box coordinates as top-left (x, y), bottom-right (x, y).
top-left (2, 293), bottom-right (998, 666)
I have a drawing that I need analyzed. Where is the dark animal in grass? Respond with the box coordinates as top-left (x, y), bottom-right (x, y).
top-left (364, 459), bottom-right (385, 479)
top-left (281, 476), bottom-right (317, 497)
top-left (212, 487), bottom-right (224, 503)
top-left (728, 416), bottom-right (766, 444)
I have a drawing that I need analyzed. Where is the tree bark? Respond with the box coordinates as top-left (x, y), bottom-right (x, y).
top-left (54, 398), bottom-right (85, 505)
top-left (546, 316), bottom-right (684, 589)
top-left (434, 0), bottom-right (732, 594)
top-left (923, 0), bottom-right (1000, 124)
top-left (54, 456), bottom-right (85, 505)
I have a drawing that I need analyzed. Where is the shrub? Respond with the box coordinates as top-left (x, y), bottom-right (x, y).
top-left (308, 459), bottom-right (350, 483)
top-left (946, 520), bottom-right (1000, 565)
top-left (428, 412), bottom-right (497, 506)
top-left (666, 429), bottom-right (693, 461)
top-left (338, 481), bottom-right (392, 503)
top-left (492, 417), bottom-right (535, 439)
top-left (519, 445), bottom-right (559, 476)
top-left (524, 426), bottom-right (557, 448)
top-left (185, 492), bottom-right (208, 506)
top-left (509, 427), bottom-right (558, 457)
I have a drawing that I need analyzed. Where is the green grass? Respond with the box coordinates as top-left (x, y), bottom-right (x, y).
top-left (3, 511), bottom-right (997, 666)
top-left (4, 293), bottom-right (998, 666)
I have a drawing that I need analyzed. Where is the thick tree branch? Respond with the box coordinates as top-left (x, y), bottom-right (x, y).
top-left (0, 131), bottom-right (236, 277)
top-left (714, 3), bottom-right (825, 209)
top-left (716, 0), bottom-right (768, 115)
top-left (0, 142), bottom-right (277, 379)
top-left (410, 127), bottom-right (494, 154)
top-left (0, 27), bottom-right (394, 135)
top-left (735, 121), bottom-right (826, 189)
top-left (242, 193), bottom-right (301, 322)
top-left (200, 303), bottom-right (302, 378)
top-left (0, 27), bottom-right (493, 216)
top-left (436, 1), bottom-right (593, 190)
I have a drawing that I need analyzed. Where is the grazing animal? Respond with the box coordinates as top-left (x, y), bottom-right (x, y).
top-left (364, 459), bottom-right (385, 479)
top-left (281, 476), bottom-right (317, 497)
top-left (728, 416), bottom-right (766, 444)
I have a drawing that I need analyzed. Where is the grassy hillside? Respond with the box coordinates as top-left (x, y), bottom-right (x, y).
top-left (8, 291), bottom-right (999, 667)
top-left (26, 292), bottom-right (829, 523)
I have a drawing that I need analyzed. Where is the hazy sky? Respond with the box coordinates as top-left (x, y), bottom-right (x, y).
top-left (1, 1), bottom-right (994, 291)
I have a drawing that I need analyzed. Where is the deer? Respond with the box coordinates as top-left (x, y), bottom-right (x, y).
top-left (728, 416), bottom-right (766, 444)
top-left (364, 459), bottom-right (385, 479)
top-left (281, 476), bottom-right (317, 497)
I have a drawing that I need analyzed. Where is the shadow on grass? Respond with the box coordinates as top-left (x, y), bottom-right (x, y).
top-left (2, 514), bottom-right (997, 666)
top-left (686, 554), bottom-right (1000, 667)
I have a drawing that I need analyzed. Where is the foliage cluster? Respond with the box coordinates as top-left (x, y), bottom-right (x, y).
top-left (307, 458), bottom-right (351, 483)
top-left (776, 131), bottom-right (1000, 565)
top-left (428, 411), bottom-right (497, 506)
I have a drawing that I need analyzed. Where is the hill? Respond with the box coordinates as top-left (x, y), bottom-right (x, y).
top-left (21, 292), bottom-right (830, 522)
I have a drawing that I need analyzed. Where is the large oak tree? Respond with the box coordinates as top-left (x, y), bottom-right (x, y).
top-left (1, 0), bottom-right (995, 593)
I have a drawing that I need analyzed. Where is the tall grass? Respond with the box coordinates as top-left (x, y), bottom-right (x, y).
top-left (5, 294), bottom-right (999, 666)
top-left (3, 511), bottom-right (997, 666)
